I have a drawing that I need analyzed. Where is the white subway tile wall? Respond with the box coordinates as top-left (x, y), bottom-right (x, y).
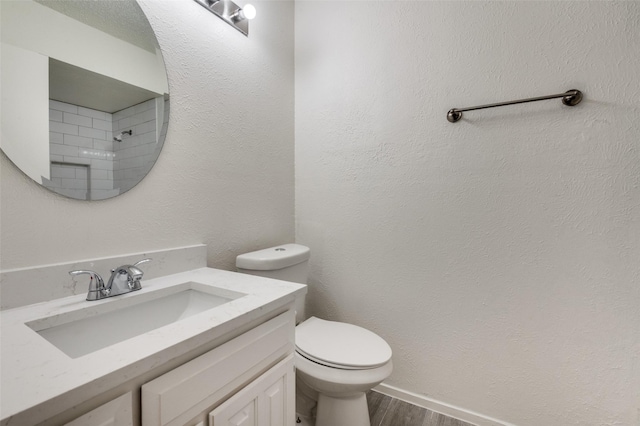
top-left (46, 99), bottom-right (162, 200)
top-left (46, 100), bottom-right (115, 200)
top-left (113, 98), bottom-right (162, 194)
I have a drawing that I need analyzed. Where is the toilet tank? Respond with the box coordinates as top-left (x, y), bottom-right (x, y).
top-left (236, 244), bottom-right (310, 322)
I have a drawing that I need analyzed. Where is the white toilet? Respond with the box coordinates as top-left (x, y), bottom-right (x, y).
top-left (236, 244), bottom-right (393, 426)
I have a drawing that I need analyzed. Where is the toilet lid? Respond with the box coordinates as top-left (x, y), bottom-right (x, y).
top-left (295, 317), bottom-right (392, 369)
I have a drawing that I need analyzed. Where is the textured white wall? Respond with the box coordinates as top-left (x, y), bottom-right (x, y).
top-left (0, 0), bottom-right (294, 270)
top-left (295, 2), bottom-right (640, 425)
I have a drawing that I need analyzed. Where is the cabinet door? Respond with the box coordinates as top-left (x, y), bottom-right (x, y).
top-left (214, 399), bottom-right (258, 426)
top-left (209, 354), bottom-right (294, 426)
top-left (65, 392), bottom-right (133, 426)
top-left (142, 311), bottom-right (294, 426)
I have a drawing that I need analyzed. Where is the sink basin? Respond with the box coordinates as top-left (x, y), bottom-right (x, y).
top-left (26, 282), bottom-right (246, 358)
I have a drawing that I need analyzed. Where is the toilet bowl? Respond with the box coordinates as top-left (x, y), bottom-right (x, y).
top-left (295, 317), bottom-right (393, 426)
top-left (236, 244), bottom-right (393, 426)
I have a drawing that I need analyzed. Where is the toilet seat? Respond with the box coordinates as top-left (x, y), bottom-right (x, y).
top-left (295, 317), bottom-right (392, 370)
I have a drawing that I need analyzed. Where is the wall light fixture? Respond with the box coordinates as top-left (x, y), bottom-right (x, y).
top-left (193, 0), bottom-right (256, 36)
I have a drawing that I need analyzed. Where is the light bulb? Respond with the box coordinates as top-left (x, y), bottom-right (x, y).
top-left (242, 4), bottom-right (256, 20)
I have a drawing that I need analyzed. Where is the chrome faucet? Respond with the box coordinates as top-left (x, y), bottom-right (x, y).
top-left (68, 270), bottom-right (108, 301)
top-left (107, 259), bottom-right (151, 295)
top-left (69, 258), bottom-right (151, 301)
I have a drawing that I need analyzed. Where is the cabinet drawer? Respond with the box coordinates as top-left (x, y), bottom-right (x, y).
top-left (142, 311), bottom-right (295, 426)
top-left (65, 392), bottom-right (133, 426)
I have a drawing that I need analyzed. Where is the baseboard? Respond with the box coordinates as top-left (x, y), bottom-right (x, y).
top-left (373, 383), bottom-right (516, 426)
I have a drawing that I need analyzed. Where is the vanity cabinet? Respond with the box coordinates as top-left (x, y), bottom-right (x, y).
top-left (141, 311), bottom-right (295, 426)
top-left (1, 264), bottom-right (306, 426)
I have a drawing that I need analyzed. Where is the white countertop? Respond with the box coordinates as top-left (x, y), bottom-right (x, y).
top-left (0, 267), bottom-right (306, 425)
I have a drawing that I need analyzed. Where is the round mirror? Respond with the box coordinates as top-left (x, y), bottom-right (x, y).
top-left (0, 0), bottom-right (169, 200)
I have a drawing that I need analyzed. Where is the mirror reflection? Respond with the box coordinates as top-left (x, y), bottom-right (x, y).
top-left (0, 0), bottom-right (169, 200)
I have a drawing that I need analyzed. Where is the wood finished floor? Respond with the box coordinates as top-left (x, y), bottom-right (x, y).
top-left (367, 391), bottom-right (476, 426)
